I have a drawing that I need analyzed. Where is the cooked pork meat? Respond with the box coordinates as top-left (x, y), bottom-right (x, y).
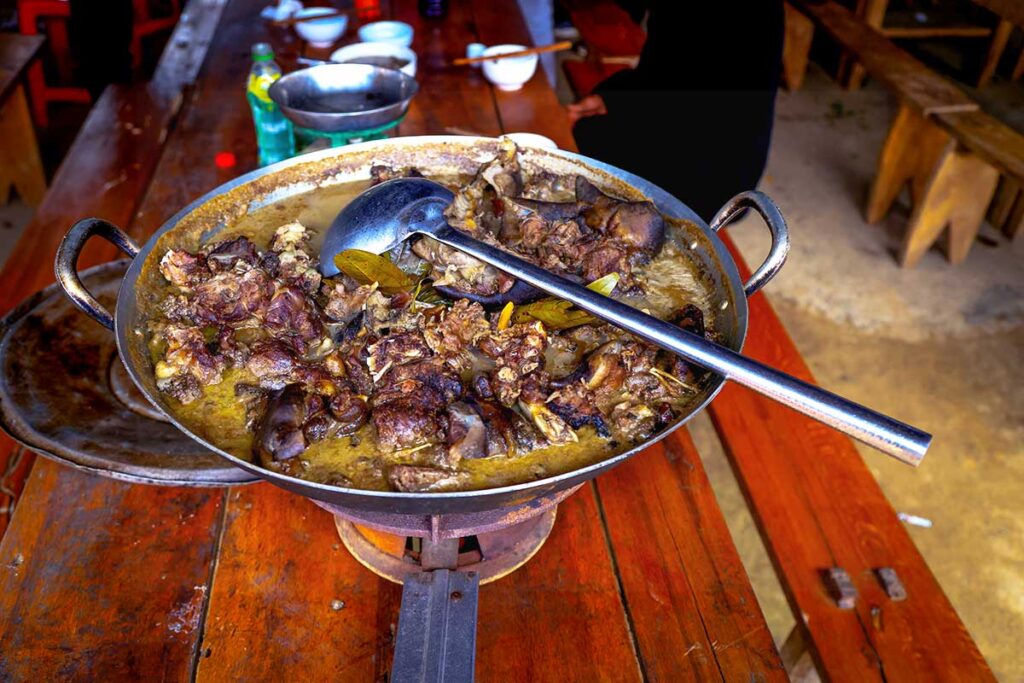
top-left (151, 144), bottom-right (711, 492)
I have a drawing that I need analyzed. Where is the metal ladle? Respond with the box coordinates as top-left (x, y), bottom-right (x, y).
top-left (321, 177), bottom-right (932, 466)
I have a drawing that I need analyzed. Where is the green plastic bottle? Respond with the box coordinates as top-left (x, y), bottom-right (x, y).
top-left (247, 43), bottom-right (294, 166)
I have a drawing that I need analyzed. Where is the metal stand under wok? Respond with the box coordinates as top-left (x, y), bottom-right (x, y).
top-left (313, 487), bottom-right (580, 683)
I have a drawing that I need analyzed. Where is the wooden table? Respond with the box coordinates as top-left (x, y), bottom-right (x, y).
top-left (0, 0), bottom-right (996, 680)
top-left (0, 34), bottom-right (47, 207)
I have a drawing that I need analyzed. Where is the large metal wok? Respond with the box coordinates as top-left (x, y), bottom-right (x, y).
top-left (54, 136), bottom-right (786, 514)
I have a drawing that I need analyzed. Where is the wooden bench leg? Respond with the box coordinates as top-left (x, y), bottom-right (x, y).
top-left (782, 2), bottom-right (814, 92)
top-left (900, 146), bottom-right (999, 266)
top-left (988, 177), bottom-right (1024, 241)
top-left (866, 102), bottom-right (951, 224)
top-left (977, 18), bottom-right (1013, 88)
top-left (0, 84), bottom-right (48, 207)
top-left (1013, 49), bottom-right (1024, 82)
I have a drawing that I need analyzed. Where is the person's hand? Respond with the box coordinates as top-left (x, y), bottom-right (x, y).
top-left (566, 94), bottom-right (608, 125)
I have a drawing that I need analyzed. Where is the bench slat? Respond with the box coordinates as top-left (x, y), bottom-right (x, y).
top-left (791, 0), bottom-right (978, 115)
top-left (708, 234), bottom-right (996, 681)
top-left (935, 109), bottom-right (1024, 183)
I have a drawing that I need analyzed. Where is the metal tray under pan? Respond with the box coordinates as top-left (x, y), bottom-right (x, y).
top-left (0, 260), bottom-right (257, 486)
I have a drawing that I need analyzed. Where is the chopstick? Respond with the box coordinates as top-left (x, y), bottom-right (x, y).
top-left (452, 41), bottom-right (573, 66)
top-left (272, 10), bottom-right (347, 26)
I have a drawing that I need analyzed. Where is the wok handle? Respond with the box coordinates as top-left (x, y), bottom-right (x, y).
top-left (424, 222), bottom-right (931, 466)
top-left (55, 218), bottom-right (140, 331)
top-left (709, 190), bottom-right (790, 297)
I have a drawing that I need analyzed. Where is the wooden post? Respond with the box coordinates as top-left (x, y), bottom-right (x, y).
top-left (0, 84), bottom-right (47, 206)
top-left (782, 2), bottom-right (815, 91)
top-left (977, 18), bottom-right (1013, 87)
top-left (900, 146), bottom-right (999, 266)
top-left (866, 102), bottom-right (951, 224)
top-left (988, 177), bottom-right (1024, 241)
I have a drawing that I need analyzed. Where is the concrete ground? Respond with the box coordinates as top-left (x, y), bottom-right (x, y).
top-left (697, 66), bottom-right (1024, 681)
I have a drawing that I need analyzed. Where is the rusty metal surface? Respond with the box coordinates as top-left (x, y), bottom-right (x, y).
top-left (0, 261), bottom-right (258, 486)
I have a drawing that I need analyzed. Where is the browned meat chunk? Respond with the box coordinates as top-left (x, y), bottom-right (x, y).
top-left (372, 397), bottom-right (445, 451)
top-left (388, 465), bottom-right (467, 492)
top-left (159, 249), bottom-right (209, 289)
top-left (609, 400), bottom-right (657, 442)
top-left (154, 324), bottom-right (225, 403)
top-left (265, 285), bottom-right (322, 347)
top-left (422, 299), bottom-right (491, 359)
top-left (479, 321), bottom-right (547, 406)
top-left (206, 237), bottom-right (259, 273)
top-left (246, 340), bottom-right (298, 388)
top-left (446, 402), bottom-right (488, 462)
top-left (366, 331), bottom-right (431, 378)
top-left (323, 281), bottom-right (375, 323)
top-left (193, 269), bottom-right (273, 324)
top-left (255, 384), bottom-right (321, 463)
top-left (547, 383), bottom-right (609, 436)
top-left (376, 359), bottom-right (463, 405)
top-left (328, 390), bottom-right (369, 435)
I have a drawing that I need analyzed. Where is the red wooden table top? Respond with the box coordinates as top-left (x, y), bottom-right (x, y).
top-left (0, 0), bottom-right (786, 680)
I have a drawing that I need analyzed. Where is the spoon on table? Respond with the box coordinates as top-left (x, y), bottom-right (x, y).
top-left (320, 177), bottom-right (932, 466)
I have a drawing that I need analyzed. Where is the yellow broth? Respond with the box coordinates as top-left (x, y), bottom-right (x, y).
top-left (159, 177), bottom-right (720, 492)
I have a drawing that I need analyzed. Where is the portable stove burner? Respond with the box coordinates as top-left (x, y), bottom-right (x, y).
top-left (313, 485), bottom-right (581, 584)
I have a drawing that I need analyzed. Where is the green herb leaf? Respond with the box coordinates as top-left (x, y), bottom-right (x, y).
top-left (514, 273), bottom-right (621, 330)
top-left (334, 249), bottom-right (416, 294)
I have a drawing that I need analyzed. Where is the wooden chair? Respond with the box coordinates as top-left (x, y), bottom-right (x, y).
top-left (17, 0), bottom-right (90, 128)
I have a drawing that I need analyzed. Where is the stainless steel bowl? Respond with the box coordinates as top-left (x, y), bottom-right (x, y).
top-left (268, 63), bottom-right (418, 133)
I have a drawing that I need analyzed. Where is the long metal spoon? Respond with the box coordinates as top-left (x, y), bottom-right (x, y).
top-left (321, 177), bottom-right (932, 466)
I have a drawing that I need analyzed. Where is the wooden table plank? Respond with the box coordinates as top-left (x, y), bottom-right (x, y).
top-left (0, 460), bottom-right (225, 680)
top-left (391, 0), bottom-right (504, 138)
top-left (195, 484), bottom-right (401, 681)
top-left (597, 434), bottom-right (786, 682)
top-left (469, 0), bottom-right (577, 150)
top-left (476, 486), bottom-right (642, 681)
top-left (708, 234), bottom-right (996, 682)
top-left (0, 0), bottom-right (229, 537)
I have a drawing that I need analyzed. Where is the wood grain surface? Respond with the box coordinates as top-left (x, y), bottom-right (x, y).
top-left (708, 233), bottom-right (996, 681)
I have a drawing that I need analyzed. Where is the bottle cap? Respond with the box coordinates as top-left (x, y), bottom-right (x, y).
top-left (252, 42), bottom-right (275, 61)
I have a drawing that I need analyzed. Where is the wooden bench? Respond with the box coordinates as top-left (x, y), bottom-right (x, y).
top-left (0, 34), bottom-right (47, 207)
top-left (785, 0), bottom-right (1024, 266)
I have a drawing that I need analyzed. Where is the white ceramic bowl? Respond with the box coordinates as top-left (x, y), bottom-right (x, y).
top-left (503, 132), bottom-right (558, 150)
top-left (481, 44), bottom-right (538, 92)
top-left (330, 42), bottom-right (417, 77)
top-left (293, 8), bottom-right (349, 48)
top-left (357, 21), bottom-right (414, 48)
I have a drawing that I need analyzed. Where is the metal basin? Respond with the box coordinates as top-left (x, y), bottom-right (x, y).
top-left (53, 136), bottom-right (788, 514)
top-left (268, 63), bottom-right (418, 132)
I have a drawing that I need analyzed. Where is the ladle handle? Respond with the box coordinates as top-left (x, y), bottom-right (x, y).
top-left (423, 224), bottom-right (931, 466)
top-left (55, 218), bottom-right (140, 330)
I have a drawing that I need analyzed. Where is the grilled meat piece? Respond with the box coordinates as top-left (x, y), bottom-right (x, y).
top-left (265, 285), bottom-right (322, 348)
top-left (376, 359), bottom-right (463, 406)
top-left (372, 396), bottom-right (446, 451)
top-left (366, 331), bottom-right (431, 379)
top-left (323, 281), bottom-right (375, 323)
top-left (254, 384), bottom-right (322, 463)
top-left (159, 249), bottom-right (208, 289)
top-left (270, 222), bottom-right (310, 253)
top-left (479, 321), bottom-right (547, 406)
top-left (154, 324), bottom-right (225, 403)
top-left (547, 383), bottom-right (609, 436)
top-left (422, 299), bottom-right (491, 359)
top-left (193, 269), bottom-right (273, 324)
top-left (388, 465), bottom-right (467, 493)
top-left (328, 391), bottom-right (369, 436)
top-left (446, 402), bottom-right (488, 461)
top-left (609, 400), bottom-right (657, 442)
top-left (206, 237), bottom-right (259, 273)
top-left (246, 340), bottom-right (297, 388)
